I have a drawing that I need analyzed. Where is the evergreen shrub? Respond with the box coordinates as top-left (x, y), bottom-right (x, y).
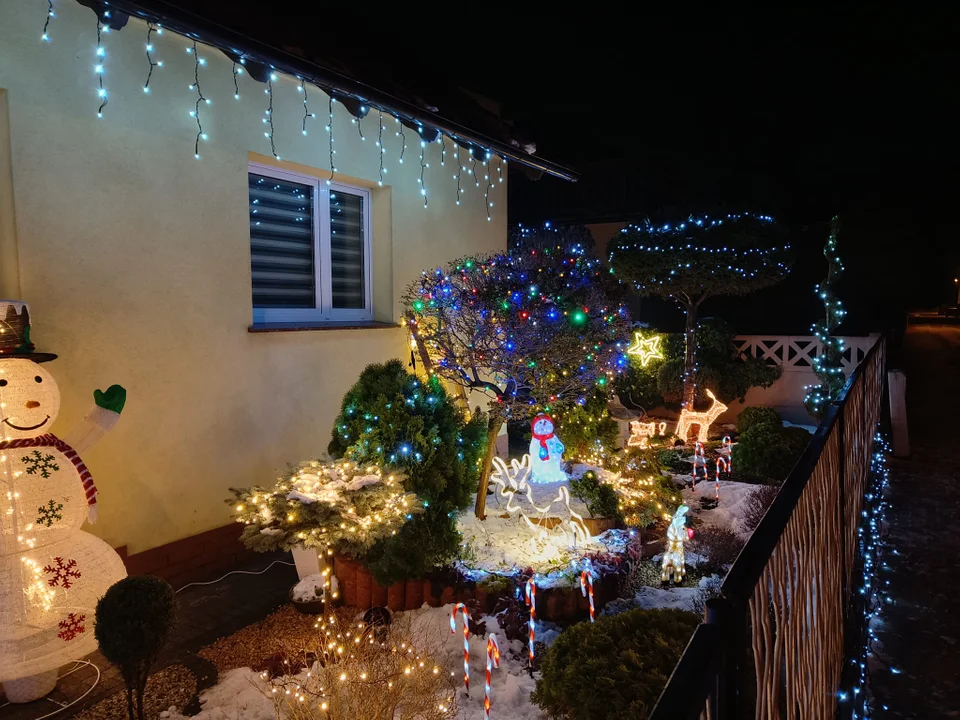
top-left (532, 607), bottom-right (700, 719)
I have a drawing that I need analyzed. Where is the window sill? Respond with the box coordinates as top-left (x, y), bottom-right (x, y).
top-left (248, 321), bottom-right (401, 333)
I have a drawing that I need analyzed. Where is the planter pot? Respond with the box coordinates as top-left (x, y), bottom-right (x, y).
top-left (335, 558), bottom-right (359, 607)
top-left (2, 670), bottom-right (58, 703)
top-left (291, 597), bottom-right (325, 615)
top-left (439, 586), bottom-right (455, 605)
top-left (423, 579), bottom-right (440, 607)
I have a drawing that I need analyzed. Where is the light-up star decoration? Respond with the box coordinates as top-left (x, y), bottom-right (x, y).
top-left (627, 332), bottom-right (664, 367)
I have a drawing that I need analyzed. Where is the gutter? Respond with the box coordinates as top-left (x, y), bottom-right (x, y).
top-left (98, 0), bottom-right (579, 182)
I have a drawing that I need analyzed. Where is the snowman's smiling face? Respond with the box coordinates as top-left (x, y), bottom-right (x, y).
top-left (532, 417), bottom-right (554, 436)
top-left (0, 359), bottom-right (60, 440)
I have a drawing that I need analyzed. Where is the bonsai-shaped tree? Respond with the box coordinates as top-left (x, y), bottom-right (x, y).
top-left (804, 216), bottom-right (847, 416)
top-left (327, 360), bottom-right (487, 584)
top-left (609, 214), bottom-right (791, 411)
top-left (404, 245), bottom-right (631, 518)
top-left (95, 576), bottom-right (176, 720)
top-left (614, 318), bottom-right (781, 409)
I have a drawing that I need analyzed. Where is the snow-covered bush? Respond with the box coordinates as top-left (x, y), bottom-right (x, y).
top-left (531, 607), bottom-right (700, 719)
top-left (229, 459), bottom-right (421, 559)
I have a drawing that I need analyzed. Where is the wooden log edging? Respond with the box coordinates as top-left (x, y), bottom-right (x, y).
top-left (331, 554), bottom-right (624, 621)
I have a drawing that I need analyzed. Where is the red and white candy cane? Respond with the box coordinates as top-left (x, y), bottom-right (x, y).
top-left (580, 570), bottom-right (595, 622)
top-left (524, 578), bottom-right (536, 664)
top-left (715, 456), bottom-right (730, 503)
top-left (449, 603), bottom-right (471, 693)
top-left (722, 436), bottom-right (733, 470)
top-left (692, 441), bottom-right (709, 487)
top-left (484, 634), bottom-right (501, 719)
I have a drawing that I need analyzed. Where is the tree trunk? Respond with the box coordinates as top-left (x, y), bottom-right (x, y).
top-left (126, 686), bottom-right (135, 720)
top-left (682, 303), bottom-right (698, 410)
top-left (474, 417), bottom-right (502, 519)
top-left (136, 671), bottom-right (147, 720)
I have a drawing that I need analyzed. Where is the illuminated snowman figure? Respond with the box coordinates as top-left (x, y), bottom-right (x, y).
top-left (529, 414), bottom-right (567, 484)
top-left (0, 300), bottom-right (127, 702)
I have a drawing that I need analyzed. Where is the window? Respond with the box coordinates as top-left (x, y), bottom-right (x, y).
top-left (249, 163), bottom-right (372, 323)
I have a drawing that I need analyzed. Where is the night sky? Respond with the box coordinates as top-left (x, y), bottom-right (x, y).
top-left (166, 2), bottom-right (957, 335)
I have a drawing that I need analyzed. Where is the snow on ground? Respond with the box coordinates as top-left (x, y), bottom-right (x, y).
top-left (160, 604), bottom-right (550, 720)
top-left (674, 473), bottom-right (761, 536)
top-left (602, 574), bottom-right (723, 616)
top-left (456, 462), bottom-right (624, 582)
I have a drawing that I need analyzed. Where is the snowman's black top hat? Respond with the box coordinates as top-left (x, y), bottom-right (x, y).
top-left (0, 300), bottom-right (58, 363)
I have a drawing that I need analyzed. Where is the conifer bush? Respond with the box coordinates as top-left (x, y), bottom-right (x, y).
top-left (328, 360), bottom-right (487, 584)
top-left (531, 608), bottom-right (700, 719)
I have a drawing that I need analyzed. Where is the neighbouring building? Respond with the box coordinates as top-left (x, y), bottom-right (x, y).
top-left (0, 0), bottom-right (574, 582)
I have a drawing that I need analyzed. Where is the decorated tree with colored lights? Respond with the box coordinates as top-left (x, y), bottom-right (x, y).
top-left (510, 222), bottom-right (595, 257)
top-left (404, 249), bottom-right (631, 518)
top-left (804, 216), bottom-right (847, 416)
top-left (609, 214), bottom-right (791, 412)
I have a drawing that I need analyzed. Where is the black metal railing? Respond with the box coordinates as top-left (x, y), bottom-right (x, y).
top-left (649, 336), bottom-right (887, 720)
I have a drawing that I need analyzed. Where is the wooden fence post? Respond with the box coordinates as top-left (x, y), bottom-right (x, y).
top-left (887, 370), bottom-right (909, 457)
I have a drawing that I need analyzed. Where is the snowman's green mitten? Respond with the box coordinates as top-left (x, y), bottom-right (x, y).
top-left (94, 385), bottom-right (127, 414)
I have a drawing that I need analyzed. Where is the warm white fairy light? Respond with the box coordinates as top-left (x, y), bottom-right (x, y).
top-left (661, 504), bottom-right (691, 583)
top-left (626, 332), bottom-right (664, 367)
top-left (675, 389), bottom-right (727, 444)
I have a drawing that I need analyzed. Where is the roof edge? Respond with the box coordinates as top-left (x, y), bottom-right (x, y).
top-left (102, 0), bottom-right (578, 182)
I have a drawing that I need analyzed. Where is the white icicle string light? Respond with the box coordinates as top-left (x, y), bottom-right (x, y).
top-left (41, 0), bottom-right (55, 42)
top-left (142, 22), bottom-right (162, 93)
top-left (263, 72), bottom-right (279, 160)
top-left (187, 41), bottom-right (210, 159)
top-left (376, 110), bottom-right (386, 186)
top-left (326, 95), bottom-right (336, 184)
top-left (94, 19), bottom-right (107, 118)
top-left (298, 78), bottom-right (315, 136)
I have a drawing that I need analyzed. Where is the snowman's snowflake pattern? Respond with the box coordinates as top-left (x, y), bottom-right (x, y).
top-left (44, 557), bottom-right (81, 589)
top-left (57, 612), bottom-right (86, 641)
top-left (22, 449), bottom-right (59, 479)
top-left (36, 499), bottom-right (64, 527)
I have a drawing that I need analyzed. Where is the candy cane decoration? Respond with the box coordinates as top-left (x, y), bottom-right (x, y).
top-left (722, 436), bottom-right (733, 471)
top-left (692, 441), bottom-right (709, 487)
top-left (449, 603), bottom-right (470, 693)
top-left (484, 634), bottom-right (501, 719)
top-left (715, 456), bottom-right (730, 503)
top-left (580, 570), bottom-right (595, 622)
top-left (524, 578), bottom-right (536, 664)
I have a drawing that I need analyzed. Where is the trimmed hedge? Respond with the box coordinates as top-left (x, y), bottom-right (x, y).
top-left (736, 406), bottom-right (783, 435)
top-left (733, 423), bottom-right (811, 482)
top-left (531, 608), bottom-right (700, 719)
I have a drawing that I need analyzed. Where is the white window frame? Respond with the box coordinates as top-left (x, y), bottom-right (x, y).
top-left (249, 162), bottom-right (373, 323)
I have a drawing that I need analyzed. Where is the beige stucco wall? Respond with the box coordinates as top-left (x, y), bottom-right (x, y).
top-left (0, 2), bottom-right (507, 553)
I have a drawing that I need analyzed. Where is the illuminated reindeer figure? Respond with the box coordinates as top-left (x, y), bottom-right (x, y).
top-left (675, 389), bottom-right (728, 444)
top-left (627, 420), bottom-right (667, 449)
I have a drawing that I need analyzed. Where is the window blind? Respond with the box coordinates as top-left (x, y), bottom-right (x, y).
top-left (329, 190), bottom-right (365, 309)
top-left (249, 173), bottom-right (315, 308)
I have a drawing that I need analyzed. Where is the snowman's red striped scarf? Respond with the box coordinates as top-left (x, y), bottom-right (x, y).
top-left (0, 434), bottom-right (98, 511)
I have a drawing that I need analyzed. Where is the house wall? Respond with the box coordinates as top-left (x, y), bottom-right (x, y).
top-left (0, 2), bottom-right (507, 554)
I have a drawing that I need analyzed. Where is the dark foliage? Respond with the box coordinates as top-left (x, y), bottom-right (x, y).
top-left (328, 360), bottom-right (488, 585)
top-left (95, 576), bottom-right (176, 720)
top-left (739, 484), bottom-right (780, 533)
top-left (688, 525), bottom-right (746, 572)
top-left (736, 406), bottom-right (783, 435)
top-left (569, 470), bottom-right (620, 519)
top-left (733, 424), bottom-right (811, 482)
top-left (531, 608), bottom-right (700, 719)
